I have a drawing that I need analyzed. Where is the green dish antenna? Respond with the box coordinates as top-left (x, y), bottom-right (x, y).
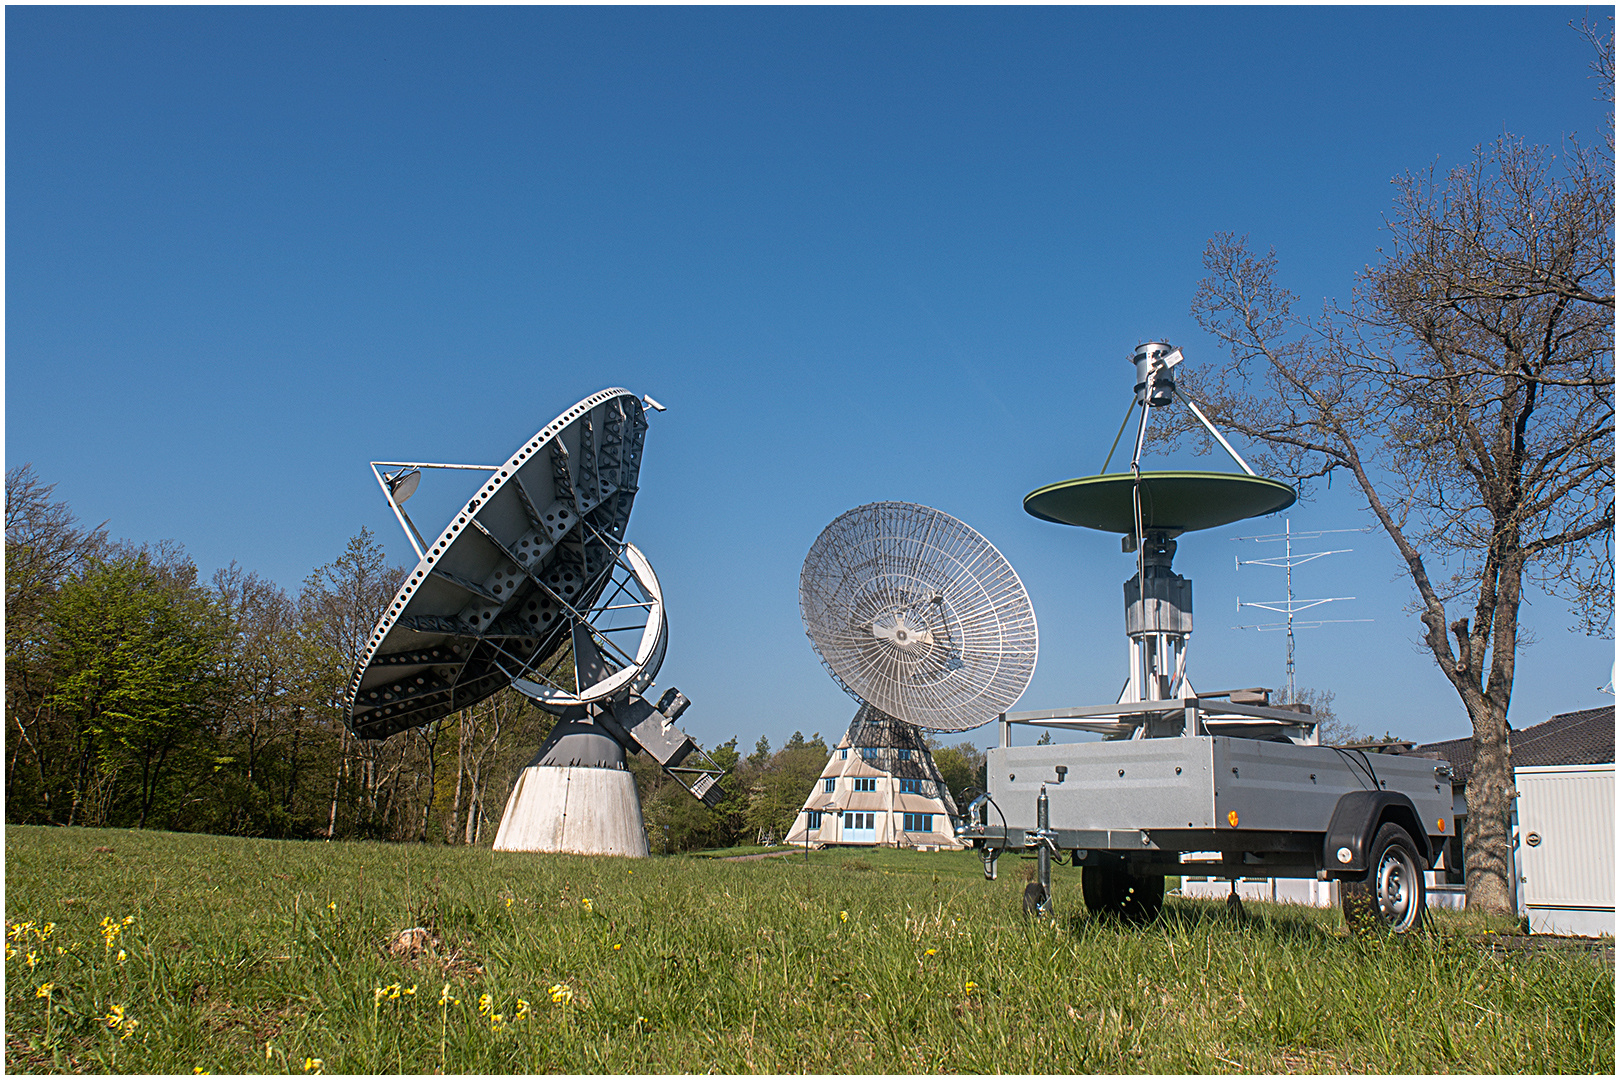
top-left (1024, 342), bottom-right (1296, 709)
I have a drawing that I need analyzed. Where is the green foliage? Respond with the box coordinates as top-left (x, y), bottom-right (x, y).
top-left (4, 826), bottom-right (1611, 1074)
top-left (931, 742), bottom-right (987, 802)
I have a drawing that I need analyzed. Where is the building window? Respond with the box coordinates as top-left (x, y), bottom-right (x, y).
top-left (807, 811), bottom-right (822, 829)
top-left (899, 778), bottom-right (921, 794)
top-left (847, 812), bottom-right (875, 830)
top-left (854, 777), bottom-right (876, 792)
top-left (860, 747), bottom-right (877, 760)
top-left (823, 778), bottom-right (835, 793)
top-left (839, 749), bottom-right (848, 760)
top-left (903, 813), bottom-right (933, 833)
top-left (899, 749), bottom-right (912, 761)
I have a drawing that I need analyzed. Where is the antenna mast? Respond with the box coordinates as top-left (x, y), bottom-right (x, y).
top-left (1232, 518), bottom-right (1371, 703)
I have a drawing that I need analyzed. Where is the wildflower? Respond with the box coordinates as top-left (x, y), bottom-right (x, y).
top-left (303, 1057), bottom-right (323, 1073)
top-left (39, 923), bottom-right (56, 941)
top-left (581, 897), bottom-right (593, 913)
top-left (104, 1004), bottom-right (127, 1028)
top-left (193, 1068), bottom-right (210, 1074)
top-left (924, 948), bottom-right (938, 957)
top-left (505, 897), bottom-right (514, 910)
top-left (26, 952), bottom-right (38, 968)
top-left (123, 915), bottom-right (135, 926)
top-left (36, 982), bottom-right (54, 998)
top-left (478, 993), bottom-right (494, 1017)
top-left (439, 983), bottom-right (455, 1006)
top-left (374, 986), bottom-right (387, 1004)
top-left (612, 943), bottom-right (622, 951)
top-left (838, 911), bottom-right (849, 923)
top-left (4, 944), bottom-right (14, 959)
top-left (547, 983), bottom-right (573, 1004)
top-left (403, 984), bottom-right (417, 996)
top-left (514, 999), bottom-right (530, 1021)
top-left (120, 1018), bottom-right (140, 1040)
top-left (964, 979), bottom-right (979, 996)
top-left (55, 947), bottom-right (65, 956)
top-left (266, 1042), bottom-right (275, 1060)
top-left (117, 949), bottom-right (127, 963)
top-left (327, 902), bottom-right (337, 913)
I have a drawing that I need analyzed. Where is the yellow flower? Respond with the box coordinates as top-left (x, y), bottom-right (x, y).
top-left (36, 982), bottom-right (54, 998)
top-left (514, 999), bottom-right (530, 1021)
top-left (439, 983), bottom-right (457, 1006)
top-left (582, 897), bottom-right (593, 913)
top-left (55, 947), bottom-right (65, 956)
top-left (547, 983), bottom-right (573, 1004)
top-left (964, 979), bottom-right (979, 995)
top-left (303, 1057), bottom-right (323, 1074)
top-left (612, 943), bottom-right (622, 951)
top-left (4, 944), bottom-right (14, 959)
top-left (266, 1042), bottom-right (275, 1060)
top-left (374, 986), bottom-right (387, 1004)
top-left (39, 923), bottom-right (55, 941)
top-left (122, 916), bottom-right (135, 926)
top-left (924, 948), bottom-right (938, 956)
top-left (327, 902), bottom-right (337, 913)
top-left (838, 911), bottom-right (849, 923)
top-left (193, 1068), bottom-right (210, 1074)
top-left (505, 897), bottom-right (514, 909)
top-left (105, 1004), bottom-right (127, 1028)
top-left (386, 983), bottom-right (402, 1000)
top-left (478, 993), bottom-right (494, 1017)
top-left (117, 949), bottom-right (127, 963)
top-left (120, 1018), bottom-right (140, 1040)
top-left (26, 952), bottom-right (37, 968)
top-left (403, 984), bottom-right (417, 996)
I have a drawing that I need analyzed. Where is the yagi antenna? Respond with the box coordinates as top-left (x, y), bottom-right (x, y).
top-left (1233, 517), bottom-right (1373, 703)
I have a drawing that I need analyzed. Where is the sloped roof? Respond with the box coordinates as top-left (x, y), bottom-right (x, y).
top-left (1408, 706), bottom-right (1615, 783)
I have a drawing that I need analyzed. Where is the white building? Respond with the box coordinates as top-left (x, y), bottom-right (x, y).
top-left (784, 705), bottom-right (964, 851)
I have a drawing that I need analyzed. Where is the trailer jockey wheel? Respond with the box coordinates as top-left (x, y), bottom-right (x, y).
top-left (1023, 882), bottom-right (1049, 917)
top-left (981, 846), bottom-right (999, 881)
top-left (1340, 822), bottom-right (1427, 933)
top-left (1082, 865), bottom-right (1165, 922)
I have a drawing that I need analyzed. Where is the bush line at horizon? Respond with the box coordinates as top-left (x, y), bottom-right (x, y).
top-left (5, 826), bottom-right (1610, 1074)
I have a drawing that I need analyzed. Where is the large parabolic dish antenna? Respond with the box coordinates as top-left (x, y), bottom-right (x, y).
top-left (345, 388), bottom-right (657, 740)
top-left (344, 387), bottom-right (723, 857)
top-left (799, 502), bottom-right (1038, 733)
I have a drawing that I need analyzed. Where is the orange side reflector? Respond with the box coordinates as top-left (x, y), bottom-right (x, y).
top-left (1227, 810), bottom-right (1240, 828)
top-left (1438, 818), bottom-right (1447, 832)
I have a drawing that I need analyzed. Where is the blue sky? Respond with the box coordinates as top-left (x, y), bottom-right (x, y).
top-left (8, 6), bottom-right (1612, 753)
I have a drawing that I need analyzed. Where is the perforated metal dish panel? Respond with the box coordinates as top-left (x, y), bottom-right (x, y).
top-left (799, 502), bottom-right (1038, 733)
top-left (345, 389), bottom-right (648, 740)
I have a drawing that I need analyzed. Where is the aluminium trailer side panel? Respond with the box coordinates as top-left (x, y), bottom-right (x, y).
top-left (987, 737), bottom-right (1451, 851)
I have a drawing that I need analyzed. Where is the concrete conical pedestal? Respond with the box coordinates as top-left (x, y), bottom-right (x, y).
top-left (491, 718), bottom-right (650, 857)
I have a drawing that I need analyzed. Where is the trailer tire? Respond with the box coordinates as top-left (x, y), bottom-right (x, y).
top-left (1340, 822), bottom-right (1426, 933)
top-left (1082, 865), bottom-right (1164, 922)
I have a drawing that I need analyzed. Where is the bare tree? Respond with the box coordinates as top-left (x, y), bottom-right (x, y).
top-left (1179, 90), bottom-right (1613, 912)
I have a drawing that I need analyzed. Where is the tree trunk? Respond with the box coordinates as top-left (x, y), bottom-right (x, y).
top-left (449, 711), bottom-right (466, 844)
top-left (1462, 699), bottom-right (1517, 914)
top-left (326, 728), bottom-right (345, 840)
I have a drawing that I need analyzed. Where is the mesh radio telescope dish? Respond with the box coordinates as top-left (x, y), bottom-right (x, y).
top-left (799, 502), bottom-right (1038, 732)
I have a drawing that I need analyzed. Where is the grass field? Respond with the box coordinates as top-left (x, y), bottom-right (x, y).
top-left (5, 826), bottom-right (1613, 1074)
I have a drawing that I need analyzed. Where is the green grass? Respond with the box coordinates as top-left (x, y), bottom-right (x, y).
top-left (5, 826), bottom-right (1612, 1074)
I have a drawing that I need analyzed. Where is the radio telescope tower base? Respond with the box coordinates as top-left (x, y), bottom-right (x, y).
top-left (492, 764), bottom-right (650, 857)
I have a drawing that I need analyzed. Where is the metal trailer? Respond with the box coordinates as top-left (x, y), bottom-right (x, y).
top-left (960, 699), bottom-right (1455, 932)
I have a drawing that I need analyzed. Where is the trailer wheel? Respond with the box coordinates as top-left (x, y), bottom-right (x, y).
top-left (1082, 865), bottom-right (1164, 922)
top-left (1341, 822), bottom-right (1426, 933)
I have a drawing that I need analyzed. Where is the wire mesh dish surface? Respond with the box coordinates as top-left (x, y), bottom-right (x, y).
top-left (799, 501), bottom-right (1038, 732)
